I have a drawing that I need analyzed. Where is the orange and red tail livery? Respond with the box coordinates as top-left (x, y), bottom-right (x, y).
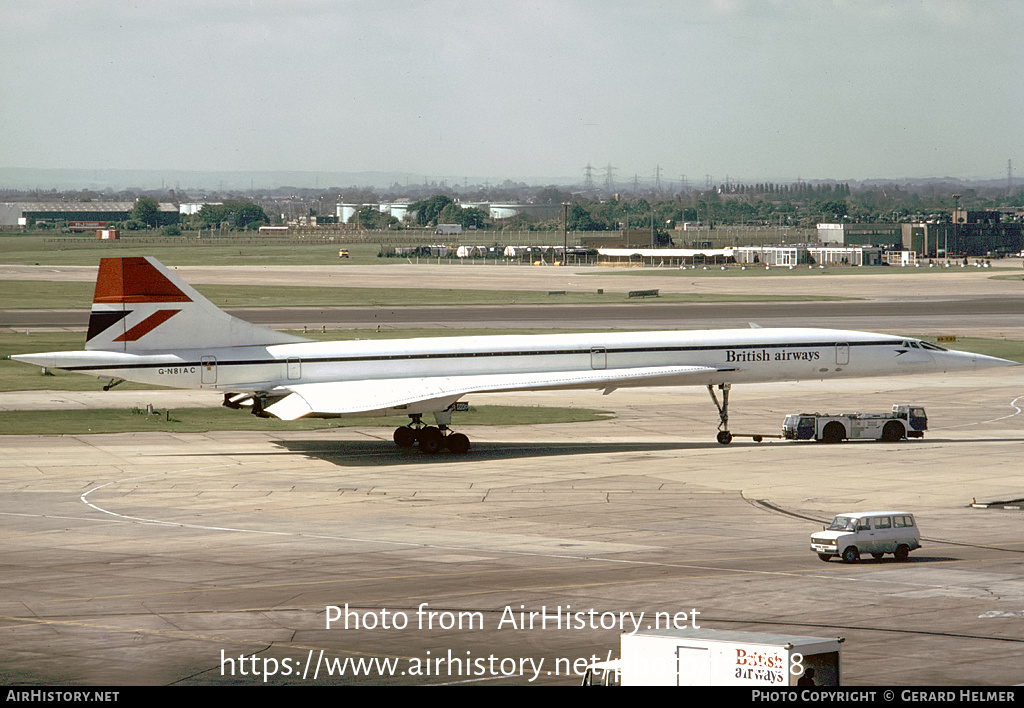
top-left (84, 257), bottom-right (307, 351)
top-left (93, 256), bottom-right (192, 304)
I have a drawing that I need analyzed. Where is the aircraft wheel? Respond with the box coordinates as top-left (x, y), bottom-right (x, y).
top-left (393, 427), bottom-right (417, 448)
top-left (418, 426), bottom-right (444, 454)
top-left (716, 431), bottom-right (733, 445)
top-left (446, 433), bottom-right (471, 455)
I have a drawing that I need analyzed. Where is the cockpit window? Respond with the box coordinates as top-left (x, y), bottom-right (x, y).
top-left (918, 341), bottom-right (948, 352)
top-left (909, 341), bottom-right (919, 348)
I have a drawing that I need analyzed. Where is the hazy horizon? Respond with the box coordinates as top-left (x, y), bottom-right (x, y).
top-left (2, 1), bottom-right (1020, 187)
top-left (0, 166), bottom-right (1018, 194)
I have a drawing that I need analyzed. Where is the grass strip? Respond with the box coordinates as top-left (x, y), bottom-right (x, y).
top-left (0, 405), bottom-right (614, 436)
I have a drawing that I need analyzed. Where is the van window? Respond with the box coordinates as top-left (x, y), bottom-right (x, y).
top-left (893, 515), bottom-right (915, 528)
top-left (856, 518), bottom-right (870, 531)
top-left (874, 517), bottom-right (891, 529)
top-left (827, 516), bottom-right (857, 531)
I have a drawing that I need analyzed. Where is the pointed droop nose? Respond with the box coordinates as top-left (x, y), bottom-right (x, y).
top-left (944, 349), bottom-right (1019, 372)
top-left (973, 352), bottom-right (1020, 369)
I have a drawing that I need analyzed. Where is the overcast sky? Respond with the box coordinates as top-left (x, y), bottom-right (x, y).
top-left (1, 0), bottom-right (1020, 185)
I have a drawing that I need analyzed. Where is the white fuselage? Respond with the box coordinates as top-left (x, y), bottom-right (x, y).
top-left (22, 327), bottom-right (1003, 408)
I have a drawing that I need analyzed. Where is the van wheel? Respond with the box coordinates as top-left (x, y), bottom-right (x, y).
top-left (894, 545), bottom-right (910, 562)
top-left (817, 553), bottom-right (832, 562)
top-left (871, 552), bottom-right (884, 560)
top-left (842, 546), bottom-right (859, 563)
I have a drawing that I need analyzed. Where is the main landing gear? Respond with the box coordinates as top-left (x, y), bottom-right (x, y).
top-left (707, 383), bottom-right (733, 445)
top-left (393, 414), bottom-right (471, 455)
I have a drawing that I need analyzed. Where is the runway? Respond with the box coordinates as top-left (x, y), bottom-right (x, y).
top-left (2, 263), bottom-right (1024, 686)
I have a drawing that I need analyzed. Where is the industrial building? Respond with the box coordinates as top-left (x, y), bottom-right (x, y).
top-left (900, 210), bottom-right (1024, 257)
top-left (0, 201), bottom-right (178, 227)
top-left (336, 202), bottom-right (412, 224)
top-left (733, 245), bottom-right (883, 267)
top-left (589, 245), bottom-right (882, 267)
top-left (462, 202), bottom-right (562, 221)
top-left (819, 215), bottom-right (1023, 258)
top-left (817, 222), bottom-right (902, 248)
top-left (179, 202), bottom-right (222, 215)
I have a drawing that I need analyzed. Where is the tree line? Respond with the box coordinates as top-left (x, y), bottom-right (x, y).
top-left (125, 197), bottom-right (269, 231)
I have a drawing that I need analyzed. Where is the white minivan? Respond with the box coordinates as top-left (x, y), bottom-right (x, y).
top-left (811, 511), bottom-right (921, 563)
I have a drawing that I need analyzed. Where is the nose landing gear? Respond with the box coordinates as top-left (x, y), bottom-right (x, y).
top-left (708, 383), bottom-right (733, 445)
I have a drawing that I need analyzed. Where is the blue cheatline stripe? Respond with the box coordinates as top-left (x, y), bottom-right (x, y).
top-left (58, 339), bottom-right (902, 373)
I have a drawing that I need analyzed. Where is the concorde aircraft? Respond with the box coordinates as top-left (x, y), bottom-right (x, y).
top-left (12, 256), bottom-right (1016, 454)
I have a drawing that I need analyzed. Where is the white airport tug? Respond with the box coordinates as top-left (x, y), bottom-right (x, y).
top-left (782, 404), bottom-right (927, 443)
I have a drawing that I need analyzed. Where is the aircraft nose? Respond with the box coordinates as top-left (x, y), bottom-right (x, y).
top-left (946, 349), bottom-right (1018, 371)
top-left (970, 352), bottom-right (1019, 369)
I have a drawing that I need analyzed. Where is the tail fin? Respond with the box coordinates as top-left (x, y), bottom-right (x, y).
top-left (85, 257), bottom-right (310, 351)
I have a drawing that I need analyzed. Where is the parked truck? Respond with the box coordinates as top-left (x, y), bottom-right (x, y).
top-left (782, 404), bottom-right (927, 443)
top-left (584, 628), bottom-right (843, 686)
